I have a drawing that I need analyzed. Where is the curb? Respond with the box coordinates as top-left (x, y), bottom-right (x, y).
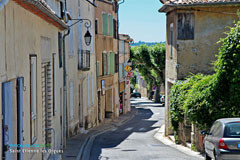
top-left (77, 108), bottom-right (138, 160)
top-left (154, 125), bottom-right (204, 159)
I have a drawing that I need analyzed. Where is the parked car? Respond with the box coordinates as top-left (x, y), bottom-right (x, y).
top-left (131, 92), bottom-right (141, 98)
top-left (160, 95), bottom-right (165, 104)
top-left (202, 118), bottom-right (240, 160)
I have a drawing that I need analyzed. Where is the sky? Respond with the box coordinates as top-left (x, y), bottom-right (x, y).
top-left (119, 0), bottom-right (166, 43)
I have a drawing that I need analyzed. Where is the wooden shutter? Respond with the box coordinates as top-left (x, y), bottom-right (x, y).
top-left (102, 13), bottom-right (108, 35)
top-left (108, 15), bottom-right (113, 36)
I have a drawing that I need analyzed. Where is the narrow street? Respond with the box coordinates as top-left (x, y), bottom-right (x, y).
top-left (89, 98), bottom-right (202, 160)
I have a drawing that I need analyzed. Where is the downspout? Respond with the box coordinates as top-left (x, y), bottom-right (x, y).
top-left (63, 0), bottom-right (70, 148)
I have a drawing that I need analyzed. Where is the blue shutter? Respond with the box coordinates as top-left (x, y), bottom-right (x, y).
top-left (88, 75), bottom-right (90, 107)
top-left (17, 77), bottom-right (24, 160)
top-left (92, 73), bottom-right (95, 104)
top-left (78, 16), bottom-right (82, 51)
top-left (2, 81), bottom-right (13, 160)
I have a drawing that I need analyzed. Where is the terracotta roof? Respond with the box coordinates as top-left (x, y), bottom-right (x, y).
top-left (163, 0), bottom-right (240, 5)
top-left (159, 0), bottom-right (240, 12)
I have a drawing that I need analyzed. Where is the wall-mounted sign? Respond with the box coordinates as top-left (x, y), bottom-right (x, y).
top-left (124, 65), bottom-right (132, 73)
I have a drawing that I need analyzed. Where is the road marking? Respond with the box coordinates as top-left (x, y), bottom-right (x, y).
top-left (124, 127), bottom-right (133, 131)
top-left (139, 128), bottom-right (146, 131)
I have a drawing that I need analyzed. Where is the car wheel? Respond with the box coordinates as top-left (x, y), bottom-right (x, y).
top-left (205, 153), bottom-right (211, 160)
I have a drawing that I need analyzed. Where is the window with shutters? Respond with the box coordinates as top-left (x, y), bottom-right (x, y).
top-left (102, 53), bottom-right (107, 76)
top-left (70, 81), bottom-right (74, 119)
top-left (108, 14), bottom-right (113, 36)
top-left (102, 13), bottom-right (108, 35)
top-left (170, 23), bottom-right (173, 59)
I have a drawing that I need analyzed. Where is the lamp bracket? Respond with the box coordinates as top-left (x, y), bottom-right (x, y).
top-left (69, 18), bottom-right (92, 30)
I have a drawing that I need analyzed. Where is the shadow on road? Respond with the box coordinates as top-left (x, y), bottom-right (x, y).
top-left (90, 105), bottom-right (159, 160)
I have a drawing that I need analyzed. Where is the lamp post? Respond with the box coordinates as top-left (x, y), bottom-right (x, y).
top-left (69, 18), bottom-right (92, 46)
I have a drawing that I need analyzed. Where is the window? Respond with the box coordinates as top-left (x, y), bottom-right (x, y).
top-left (115, 53), bottom-right (119, 73)
top-left (170, 23), bottom-right (173, 59)
top-left (95, 19), bottom-right (98, 34)
top-left (177, 13), bottom-right (194, 40)
top-left (30, 55), bottom-right (37, 144)
top-left (102, 13), bottom-right (108, 35)
top-left (108, 14), bottom-right (113, 36)
top-left (113, 19), bottom-right (117, 39)
top-left (58, 32), bottom-right (62, 68)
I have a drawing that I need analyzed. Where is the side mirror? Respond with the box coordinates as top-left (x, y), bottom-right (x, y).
top-left (201, 130), bottom-right (206, 135)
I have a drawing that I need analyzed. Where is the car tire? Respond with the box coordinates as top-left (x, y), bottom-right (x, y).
top-left (205, 153), bottom-right (211, 160)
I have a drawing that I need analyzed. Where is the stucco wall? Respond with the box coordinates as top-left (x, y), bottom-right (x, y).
top-left (0, 1), bottom-right (63, 159)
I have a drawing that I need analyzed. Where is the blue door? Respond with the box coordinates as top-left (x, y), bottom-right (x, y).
top-left (2, 81), bottom-right (13, 160)
top-left (17, 78), bottom-right (24, 160)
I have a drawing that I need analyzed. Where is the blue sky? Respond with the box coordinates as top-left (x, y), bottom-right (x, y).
top-left (119, 0), bottom-right (166, 42)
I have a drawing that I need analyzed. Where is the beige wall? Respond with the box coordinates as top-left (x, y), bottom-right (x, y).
top-left (95, 0), bottom-right (119, 122)
top-left (0, 1), bottom-right (63, 159)
top-left (65, 0), bottom-right (98, 136)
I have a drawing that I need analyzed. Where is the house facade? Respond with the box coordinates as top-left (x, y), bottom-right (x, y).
top-left (0, 0), bottom-right (67, 159)
top-left (65, 0), bottom-right (98, 137)
top-left (119, 34), bottom-right (133, 114)
top-left (159, 0), bottom-right (240, 147)
top-left (95, 0), bottom-right (120, 122)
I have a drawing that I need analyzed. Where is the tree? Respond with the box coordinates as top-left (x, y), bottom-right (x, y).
top-left (130, 44), bottom-right (165, 102)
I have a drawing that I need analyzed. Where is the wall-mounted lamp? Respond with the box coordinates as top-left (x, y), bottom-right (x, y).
top-left (69, 18), bottom-right (92, 46)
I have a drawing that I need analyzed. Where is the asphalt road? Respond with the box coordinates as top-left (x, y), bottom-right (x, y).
top-left (89, 98), bottom-right (202, 160)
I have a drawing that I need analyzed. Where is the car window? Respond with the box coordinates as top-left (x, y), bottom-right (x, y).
top-left (212, 122), bottom-right (222, 137)
top-left (210, 122), bottom-right (217, 135)
top-left (224, 122), bottom-right (240, 138)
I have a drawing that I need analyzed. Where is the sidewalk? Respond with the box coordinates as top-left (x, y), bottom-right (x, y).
top-left (62, 107), bottom-right (138, 160)
top-left (154, 125), bottom-right (204, 159)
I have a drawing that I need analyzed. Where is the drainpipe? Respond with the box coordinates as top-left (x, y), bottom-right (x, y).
top-left (63, 0), bottom-right (70, 148)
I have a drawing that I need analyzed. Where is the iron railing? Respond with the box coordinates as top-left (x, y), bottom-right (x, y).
top-left (78, 50), bottom-right (90, 70)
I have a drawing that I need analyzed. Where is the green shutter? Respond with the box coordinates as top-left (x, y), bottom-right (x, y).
top-left (108, 15), bottom-right (113, 36)
top-left (96, 62), bottom-right (99, 77)
top-left (106, 54), bottom-right (109, 75)
top-left (110, 53), bottom-right (115, 75)
top-left (102, 13), bottom-right (108, 35)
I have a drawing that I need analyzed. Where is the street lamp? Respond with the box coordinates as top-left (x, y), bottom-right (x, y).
top-left (69, 18), bottom-right (92, 46)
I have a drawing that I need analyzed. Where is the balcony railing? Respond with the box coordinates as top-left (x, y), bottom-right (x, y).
top-left (78, 50), bottom-right (90, 70)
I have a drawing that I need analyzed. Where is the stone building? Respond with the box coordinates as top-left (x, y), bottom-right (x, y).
top-left (159, 0), bottom-right (240, 148)
top-left (95, 0), bottom-right (120, 122)
top-left (119, 34), bottom-right (133, 114)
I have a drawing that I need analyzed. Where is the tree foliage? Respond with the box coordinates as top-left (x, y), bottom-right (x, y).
top-left (170, 20), bottom-right (240, 132)
top-left (130, 44), bottom-right (166, 102)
